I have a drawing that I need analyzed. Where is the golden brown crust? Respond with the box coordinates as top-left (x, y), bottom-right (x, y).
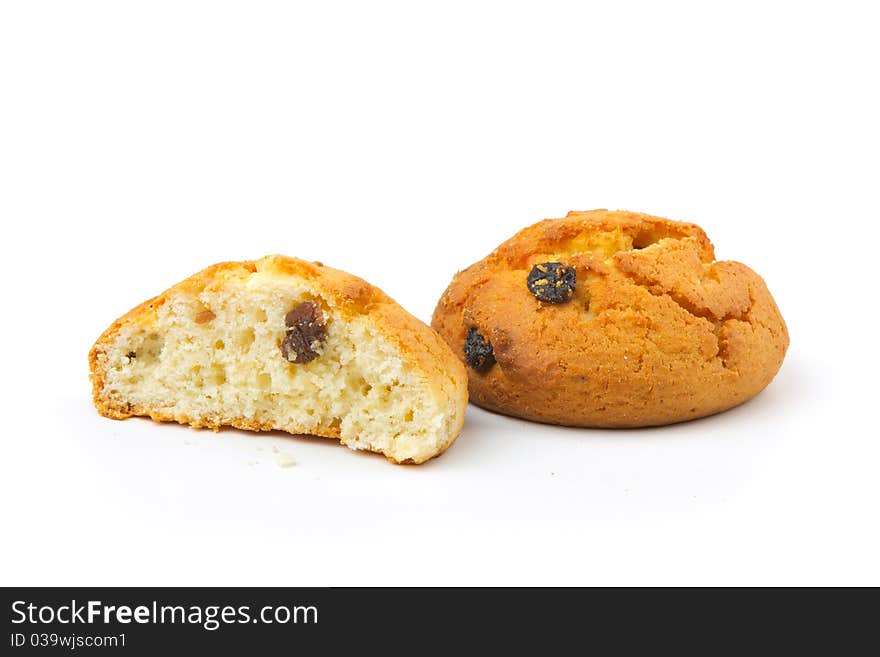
top-left (89, 255), bottom-right (467, 463)
top-left (431, 210), bottom-right (789, 427)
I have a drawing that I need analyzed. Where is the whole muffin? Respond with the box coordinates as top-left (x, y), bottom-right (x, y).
top-left (431, 210), bottom-right (788, 427)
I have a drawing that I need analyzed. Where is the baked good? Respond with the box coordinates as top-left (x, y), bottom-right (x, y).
top-left (90, 255), bottom-right (468, 464)
top-left (431, 210), bottom-right (788, 427)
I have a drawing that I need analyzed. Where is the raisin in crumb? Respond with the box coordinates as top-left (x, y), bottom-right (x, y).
top-left (464, 326), bottom-right (495, 373)
top-left (527, 262), bottom-right (576, 303)
top-left (127, 351), bottom-right (137, 359)
top-left (195, 310), bottom-right (216, 324)
top-left (280, 301), bottom-right (326, 363)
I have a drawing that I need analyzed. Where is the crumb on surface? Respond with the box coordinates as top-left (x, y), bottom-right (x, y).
top-left (276, 452), bottom-right (296, 468)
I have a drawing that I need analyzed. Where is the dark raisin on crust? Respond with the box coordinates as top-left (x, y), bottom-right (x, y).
top-left (464, 326), bottom-right (495, 373)
top-left (281, 301), bottom-right (326, 363)
top-left (527, 262), bottom-right (576, 303)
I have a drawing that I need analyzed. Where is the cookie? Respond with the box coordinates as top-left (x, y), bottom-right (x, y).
top-left (431, 210), bottom-right (789, 427)
top-left (90, 255), bottom-right (468, 464)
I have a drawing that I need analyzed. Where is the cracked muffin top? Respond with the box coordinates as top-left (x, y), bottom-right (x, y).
top-left (431, 210), bottom-right (789, 428)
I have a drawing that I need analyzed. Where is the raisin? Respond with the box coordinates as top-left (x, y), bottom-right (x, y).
top-left (464, 326), bottom-right (495, 373)
top-left (127, 351), bottom-right (137, 359)
top-left (280, 301), bottom-right (326, 363)
top-left (527, 262), bottom-right (576, 303)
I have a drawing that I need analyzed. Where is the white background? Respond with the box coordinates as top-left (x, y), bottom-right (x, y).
top-left (1, 1), bottom-right (877, 586)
